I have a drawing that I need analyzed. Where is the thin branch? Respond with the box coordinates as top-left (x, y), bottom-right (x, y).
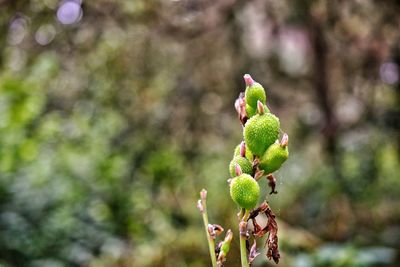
top-left (198, 189), bottom-right (218, 267)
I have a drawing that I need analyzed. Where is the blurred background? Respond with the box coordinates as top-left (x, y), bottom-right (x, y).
top-left (0, 0), bottom-right (400, 266)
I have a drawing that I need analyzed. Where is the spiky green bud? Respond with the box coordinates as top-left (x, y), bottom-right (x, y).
top-left (244, 74), bottom-right (266, 109)
top-left (243, 113), bottom-right (280, 157)
top-left (230, 174), bottom-right (260, 210)
top-left (259, 142), bottom-right (289, 174)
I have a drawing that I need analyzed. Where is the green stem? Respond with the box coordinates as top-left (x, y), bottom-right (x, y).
top-left (240, 210), bottom-right (250, 267)
top-left (200, 194), bottom-right (218, 267)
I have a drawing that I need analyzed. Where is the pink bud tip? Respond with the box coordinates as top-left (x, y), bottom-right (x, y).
top-left (225, 229), bottom-right (233, 242)
top-left (281, 133), bottom-right (289, 147)
top-left (235, 164), bottom-right (243, 176)
top-left (200, 189), bottom-right (207, 200)
top-left (240, 141), bottom-right (246, 157)
top-left (244, 74), bottom-right (254, 87)
top-left (197, 199), bottom-right (204, 212)
top-left (257, 100), bottom-right (264, 115)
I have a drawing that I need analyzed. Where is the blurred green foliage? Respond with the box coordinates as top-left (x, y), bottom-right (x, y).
top-left (0, 0), bottom-right (400, 267)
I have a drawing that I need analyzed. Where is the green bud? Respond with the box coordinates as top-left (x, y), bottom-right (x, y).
top-left (221, 229), bottom-right (233, 255)
top-left (259, 142), bottom-right (289, 174)
top-left (217, 229), bottom-right (233, 266)
top-left (229, 156), bottom-right (252, 177)
top-left (244, 74), bottom-right (266, 108)
top-left (243, 113), bottom-right (280, 157)
top-left (230, 174), bottom-right (260, 210)
top-left (221, 240), bottom-right (230, 255)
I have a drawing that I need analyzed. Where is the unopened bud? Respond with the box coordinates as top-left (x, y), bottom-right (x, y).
top-left (244, 74), bottom-right (254, 87)
top-left (197, 199), bottom-right (204, 213)
top-left (239, 141), bottom-right (246, 157)
top-left (224, 229), bottom-right (233, 243)
top-left (221, 230), bottom-right (233, 254)
top-left (200, 189), bottom-right (207, 201)
top-left (235, 164), bottom-right (243, 176)
top-left (257, 100), bottom-right (265, 115)
top-left (281, 133), bottom-right (289, 148)
top-left (208, 224), bottom-right (215, 239)
top-left (218, 229), bottom-right (233, 261)
top-left (208, 224), bottom-right (224, 239)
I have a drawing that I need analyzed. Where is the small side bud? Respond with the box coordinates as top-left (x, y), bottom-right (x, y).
top-left (220, 229), bottom-right (233, 254)
top-left (208, 224), bottom-right (216, 239)
top-left (235, 93), bottom-right (248, 125)
top-left (224, 229), bottom-right (233, 242)
top-left (244, 74), bottom-right (254, 87)
top-left (281, 133), bottom-right (289, 148)
top-left (197, 199), bottom-right (204, 213)
top-left (239, 141), bottom-right (246, 157)
top-left (217, 230), bottom-right (234, 266)
top-left (235, 164), bottom-right (243, 176)
top-left (208, 224), bottom-right (224, 240)
top-left (197, 189), bottom-right (207, 213)
top-left (213, 224), bottom-right (224, 237)
top-left (257, 100), bottom-right (264, 115)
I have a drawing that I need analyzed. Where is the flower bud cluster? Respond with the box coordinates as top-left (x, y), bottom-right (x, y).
top-left (229, 74), bottom-right (289, 210)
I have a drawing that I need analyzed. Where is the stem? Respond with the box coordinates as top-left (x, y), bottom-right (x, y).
top-left (242, 209), bottom-right (250, 221)
top-left (239, 210), bottom-right (250, 267)
top-left (199, 191), bottom-right (218, 267)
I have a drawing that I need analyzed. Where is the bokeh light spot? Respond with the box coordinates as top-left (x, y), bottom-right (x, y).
top-left (35, 24), bottom-right (56, 45)
top-left (8, 17), bottom-right (28, 45)
top-left (56, 1), bottom-right (83, 25)
top-left (380, 62), bottom-right (399, 85)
